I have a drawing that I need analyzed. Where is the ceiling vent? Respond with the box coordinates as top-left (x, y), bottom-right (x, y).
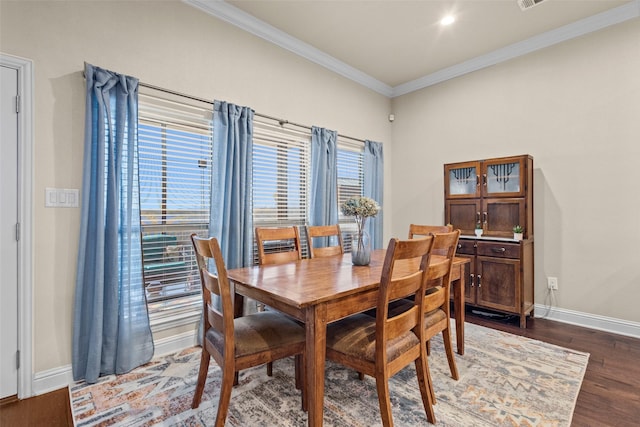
top-left (518, 0), bottom-right (547, 11)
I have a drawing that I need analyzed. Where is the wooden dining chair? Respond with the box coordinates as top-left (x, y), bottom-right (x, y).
top-left (390, 229), bottom-right (461, 387)
top-left (190, 234), bottom-right (306, 425)
top-left (325, 236), bottom-right (437, 426)
top-left (254, 226), bottom-right (303, 376)
top-left (255, 226), bottom-right (303, 265)
top-left (408, 223), bottom-right (453, 239)
top-left (305, 224), bottom-right (344, 258)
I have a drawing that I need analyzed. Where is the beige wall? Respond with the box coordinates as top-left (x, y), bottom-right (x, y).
top-left (0, 1), bottom-right (392, 373)
top-left (391, 18), bottom-right (640, 323)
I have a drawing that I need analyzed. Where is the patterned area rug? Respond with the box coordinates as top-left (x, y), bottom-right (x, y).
top-left (70, 323), bottom-right (589, 426)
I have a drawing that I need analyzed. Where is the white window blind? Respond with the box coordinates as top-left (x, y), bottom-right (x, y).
top-left (138, 88), bottom-right (213, 322)
top-left (336, 137), bottom-right (365, 251)
top-left (252, 118), bottom-right (311, 260)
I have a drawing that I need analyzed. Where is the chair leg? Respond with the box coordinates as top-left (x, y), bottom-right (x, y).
top-left (233, 372), bottom-right (239, 386)
top-left (375, 374), bottom-right (394, 427)
top-left (214, 364), bottom-right (236, 427)
top-left (267, 361), bottom-right (273, 376)
top-left (426, 339), bottom-right (431, 355)
top-left (358, 371), bottom-right (365, 381)
top-left (415, 354), bottom-right (436, 425)
top-left (442, 328), bottom-right (459, 380)
top-left (191, 349), bottom-right (211, 409)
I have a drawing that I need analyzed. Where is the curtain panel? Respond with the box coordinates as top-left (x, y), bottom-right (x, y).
top-left (309, 126), bottom-right (338, 246)
top-left (210, 101), bottom-right (254, 270)
top-left (73, 63), bottom-right (154, 384)
top-left (364, 140), bottom-right (384, 249)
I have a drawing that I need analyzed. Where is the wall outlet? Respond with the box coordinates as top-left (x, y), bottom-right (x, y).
top-left (547, 276), bottom-right (558, 290)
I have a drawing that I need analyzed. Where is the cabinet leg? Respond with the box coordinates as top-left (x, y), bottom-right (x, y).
top-left (520, 314), bottom-right (527, 328)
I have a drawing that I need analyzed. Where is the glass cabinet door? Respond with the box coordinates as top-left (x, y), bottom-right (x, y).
top-left (482, 156), bottom-right (525, 197)
top-left (444, 161), bottom-right (481, 199)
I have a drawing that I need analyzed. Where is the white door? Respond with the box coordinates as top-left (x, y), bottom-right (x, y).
top-left (1, 64), bottom-right (19, 399)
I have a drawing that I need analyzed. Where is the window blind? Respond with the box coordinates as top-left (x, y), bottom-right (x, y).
top-left (336, 136), bottom-right (365, 251)
top-left (138, 88), bottom-right (213, 321)
top-left (252, 117), bottom-right (312, 260)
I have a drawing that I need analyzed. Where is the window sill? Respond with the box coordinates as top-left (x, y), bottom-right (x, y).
top-left (149, 309), bottom-right (200, 333)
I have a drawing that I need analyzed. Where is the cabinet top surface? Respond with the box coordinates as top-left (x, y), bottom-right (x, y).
top-left (460, 235), bottom-right (533, 243)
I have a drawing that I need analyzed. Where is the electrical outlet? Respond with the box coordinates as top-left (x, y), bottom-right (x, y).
top-left (547, 277), bottom-right (558, 290)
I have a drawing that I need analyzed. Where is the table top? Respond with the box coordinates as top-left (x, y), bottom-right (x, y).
top-left (227, 250), bottom-right (468, 310)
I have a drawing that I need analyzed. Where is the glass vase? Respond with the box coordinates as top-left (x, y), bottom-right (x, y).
top-left (351, 230), bottom-right (371, 266)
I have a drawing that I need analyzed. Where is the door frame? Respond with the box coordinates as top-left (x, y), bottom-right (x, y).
top-left (1, 53), bottom-right (33, 399)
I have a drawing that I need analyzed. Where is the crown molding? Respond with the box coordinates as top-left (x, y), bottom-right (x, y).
top-left (393, 0), bottom-right (640, 97)
top-left (185, 0), bottom-right (640, 98)
top-left (185, 0), bottom-right (394, 97)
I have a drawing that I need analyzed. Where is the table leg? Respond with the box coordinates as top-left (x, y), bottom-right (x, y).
top-left (305, 305), bottom-right (326, 427)
top-left (233, 291), bottom-right (245, 318)
top-left (452, 266), bottom-right (465, 355)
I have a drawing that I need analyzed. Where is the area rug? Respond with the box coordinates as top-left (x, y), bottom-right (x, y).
top-left (70, 323), bottom-right (589, 426)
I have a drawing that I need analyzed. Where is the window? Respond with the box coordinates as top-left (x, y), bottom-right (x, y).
top-left (138, 88), bottom-right (213, 326)
top-left (252, 117), bottom-right (311, 258)
top-left (336, 137), bottom-right (365, 250)
top-left (251, 122), bottom-right (365, 258)
top-left (137, 87), bottom-right (367, 328)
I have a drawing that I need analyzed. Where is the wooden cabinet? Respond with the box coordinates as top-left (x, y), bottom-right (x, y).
top-left (445, 155), bottom-right (534, 328)
top-left (445, 155), bottom-right (533, 238)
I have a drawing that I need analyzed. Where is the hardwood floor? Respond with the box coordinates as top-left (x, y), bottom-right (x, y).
top-left (1, 310), bottom-right (638, 426)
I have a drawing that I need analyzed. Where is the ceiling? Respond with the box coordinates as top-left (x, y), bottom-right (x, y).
top-left (186, 0), bottom-right (639, 97)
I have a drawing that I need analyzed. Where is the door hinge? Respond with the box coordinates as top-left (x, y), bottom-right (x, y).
top-left (16, 223), bottom-right (20, 241)
top-left (16, 95), bottom-right (20, 114)
top-left (16, 350), bottom-right (20, 369)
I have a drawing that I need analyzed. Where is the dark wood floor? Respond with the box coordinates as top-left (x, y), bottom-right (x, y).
top-left (1, 310), bottom-right (639, 426)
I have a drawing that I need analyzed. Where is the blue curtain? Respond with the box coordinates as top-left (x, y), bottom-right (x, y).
top-left (310, 126), bottom-right (338, 247)
top-left (73, 63), bottom-right (153, 384)
top-left (364, 140), bottom-right (384, 249)
top-left (210, 101), bottom-right (254, 270)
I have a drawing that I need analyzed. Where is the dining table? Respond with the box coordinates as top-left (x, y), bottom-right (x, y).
top-left (227, 249), bottom-right (469, 427)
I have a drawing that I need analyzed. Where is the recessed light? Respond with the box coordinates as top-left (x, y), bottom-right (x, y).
top-left (440, 15), bottom-right (455, 26)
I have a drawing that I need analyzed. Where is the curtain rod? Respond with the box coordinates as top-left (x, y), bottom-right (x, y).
top-left (83, 67), bottom-right (366, 143)
top-left (141, 82), bottom-right (365, 143)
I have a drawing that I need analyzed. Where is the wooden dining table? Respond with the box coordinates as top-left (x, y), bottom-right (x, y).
top-left (227, 249), bottom-right (469, 427)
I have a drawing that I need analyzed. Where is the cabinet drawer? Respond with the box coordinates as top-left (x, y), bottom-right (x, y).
top-left (456, 239), bottom-right (476, 255)
top-left (477, 241), bottom-right (520, 259)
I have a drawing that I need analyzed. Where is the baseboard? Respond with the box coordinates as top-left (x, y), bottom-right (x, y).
top-left (534, 303), bottom-right (640, 339)
top-left (31, 330), bottom-right (198, 397)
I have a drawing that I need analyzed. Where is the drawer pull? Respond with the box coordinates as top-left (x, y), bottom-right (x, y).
top-left (477, 274), bottom-right (481, 287)
top-left (470, 273), bottom-right (475, 287)
top-left (492, 247), bottom-right (506, 253)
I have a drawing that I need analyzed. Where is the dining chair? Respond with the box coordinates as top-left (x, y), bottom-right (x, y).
top-left (305, 224), bottom-right (344, 258)
top-left (255, 226), bottom-right (303, 265)
top-left (408, 223), bottom-right (453, 239)
top-left (390, 229), bottom-right (461, 386)
top-left (325, 236), bottom-right (437, 426)
top-left (254, 226), bottom-right (303, 377)
top-left (190, 234), bottom-right (306, 425)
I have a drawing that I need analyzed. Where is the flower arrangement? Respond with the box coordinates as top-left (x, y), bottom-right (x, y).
top-left (341, 196), bottom-right (380, 265)
top-left (340, 196), bottom-right (380, 235)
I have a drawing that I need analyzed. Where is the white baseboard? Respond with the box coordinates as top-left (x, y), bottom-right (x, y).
top-left (534, 303), bottom-right (640, 339)
top-left (31, 330), bottom-right (198, 397)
